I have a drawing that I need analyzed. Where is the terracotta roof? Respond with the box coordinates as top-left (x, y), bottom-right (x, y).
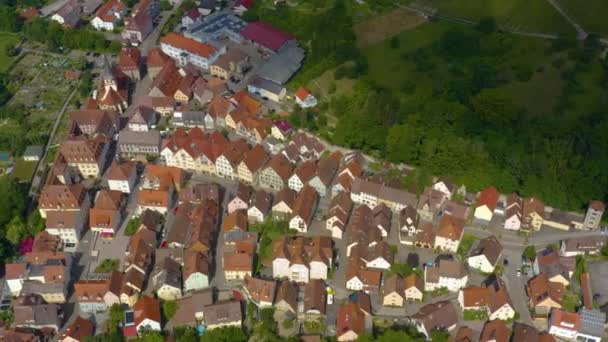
top-left (461, 286), bottom-right (490, 307)
top-left (223, 251), bottom-right (253, 272)
top-left (94, 189), bottom-right (124, 210)
top-left (59, 316), bottom-right (94, 342)
top-left (161, 33), bottom-right (218, 58)
top-left (20, 7), bottom-right (39, 20)
top-left (231, 90), bottom-right (261, 116)
top-left (476, 186), bottom-right (500, 212)
top-left (273, 188), bottom-right (296, 210)
top-left (589, 200), bottom-right (605, 211)
top-left (550, 308), bottom-right (580, 331)
top-left (404, 273), bottom-right (424, 292)
top-left (512, 322), bottom-right (556, 342)
top-left (524, 197), bottom-right (545, 219)
top-left (223, 210), bottom-right (248, 231)
top-left (183, 250), bottom-right (209, 279)
top-left (436, 215), bottom-right (464, 240)
top-left (74, 280), bottom-right (108, 301)
top-left (265, 154), bottom-right (293, 181)
top-left (295, 87), bottom-right (312, 101)
top-left (240, 21), bottom-right (293, 51)
top-left (382, 275), bottom-right (405, 298)
top-left (89, 208), bottom-right (117, 229)
top-left (293, 160), bottom-right (317, 183)
top-left (107, 160), bottom-right (135, 181)
top-left (143, 164), bottom-right (183, 190)
top-left (291, 185), bottom-right (318, 223)
top-left (426, 259), bottom-right (468, 282)
top-left (527, 273), bottom-right (564, 306)
top-left (146, 48), bottom-right (172, 69)
top-left (535, 248), bottom-right (574, 280)
top-left (118, 47), bottom-right (141, 70)
top-left (273, 236), bottom-right (332, 268)
top-left (304, 279), bottom-right (326, 314)
top-left (106, 271), bottom-right (124, 297)
top-left (59, 136), bottom-right (107, 164)
top-left (581, 273), bottom-right (593, 310)
top-left (5, 263), bottom-right (27, 280)
top-left (275, 280), bottom-right (297, 311)
top-left (220, 139), bottom-right (249, 166)
top-left (485, 276), bottom-right (513, 314)
top-left (94, 0), bottom-right (125, 23)
top-left (244, 276), bottom-right (276, 304)
top-left (480, 320), bottom-right (510, 342)
top-left (39, 183), bottom-right (86, 210)
top-left (151, 62), bottom-right (183, 97)
top-left (133, 295), bottom-right (161, 327)
top-left (251, 190), bottom-right (272, 214)
top-left (241, 144), bottom-right (268, 172)
top-left (337, 302), bottom-right (365, 338)
top-left (46, 210), bottom-right (80, 229)
top-left (207, 95), bottom-right (235, 118)
top-left (455, 326), bottom-right (474, 342)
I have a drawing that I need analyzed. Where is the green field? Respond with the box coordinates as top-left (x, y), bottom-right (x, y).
top-left (413, 0), bottom-right (576, 36)
top-left (13, 159), bottom-right (37, 183)
top-left (0, 33), bottom-right (20, 72)
top-left (559, 0), bottom-right (608, 35)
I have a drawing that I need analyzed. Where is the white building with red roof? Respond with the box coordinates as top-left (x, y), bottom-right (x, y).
top-left (474, 186), bottom-right (500, 222)
top-left (295, 87), bottom-right (317, 108)
top-left (160, 32), bottom-right (225, 70)
top-left (91, 0), bottom-right (127, 31)
top-left (240, 21), bottom-right (293, 53)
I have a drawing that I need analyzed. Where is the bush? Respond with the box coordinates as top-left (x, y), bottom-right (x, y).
top-left (163, 300), bottom-right (178, 321)
top-left (95, 259), bottom-right (119, 273)
top-left (389, 36), bottom-right (400, 49)
top-left (463, 309), bottom-right (489, 321)
top-left (282, 319), bottom-right (294, 329)
top-left (125, 217), bottom-right (141, 236)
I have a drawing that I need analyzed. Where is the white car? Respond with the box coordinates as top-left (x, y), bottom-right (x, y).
top-left (517, 270), bottom-right (521, 277)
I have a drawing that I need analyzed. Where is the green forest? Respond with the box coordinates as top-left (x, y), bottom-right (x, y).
top-left (252, 0), bottom-right (608, 212)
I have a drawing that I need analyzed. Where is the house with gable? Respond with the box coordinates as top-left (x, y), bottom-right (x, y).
top-left (272, 236), bottom-right (332, 283)
top-left (289, 185), bottom-right (318, 233)
top-left (504, 193), bottom-right (523, 230)
top-left (434, 215), bottom-right (464, 252)
top-left (295, 87), bottom-right (317, 108)
top-left (91, 0), bottom-right (126, 31)
top-left (424, 259), bottom-right (468, 292)
top-left (474, 186), bottom-right (500, 223)
top-left (259, 154), bottom-right (293, 191)
top-left (467, 235), bottom-right (503, 273)
top-left (326, 192), bottom-right (353, 239)
top-left (237, 144), bottom-right (269, 185)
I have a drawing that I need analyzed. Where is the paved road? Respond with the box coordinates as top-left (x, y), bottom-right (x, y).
top-left (27, 85), bottom-right (78, 201)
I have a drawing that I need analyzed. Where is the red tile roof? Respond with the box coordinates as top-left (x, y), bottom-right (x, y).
top-left (295, 87), bottom-right (311, 101)
top-left (240, 21), bottom-right (293, 51)
top-left (477, 186), bottom-right (500, 212)
top-left (133, 295), bottom-right (161, 327)
top-left (118, 47), bottom-right (141, 70)
top-left (95, 0), bottom-right (126, 23)
top-left (161, 33), bottom-right (218, 58)
top-left (337, 303), bottom-right (365, 339)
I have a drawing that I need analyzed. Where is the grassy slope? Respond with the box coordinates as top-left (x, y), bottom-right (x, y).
top-left (362, 21), bottom-right (563, 116)
top-left (0, 33), bottom-right (20, 73)
top-left (414, 0), bottom-right (576, 36)
top-left (558, 0), bottom-right (608, 35)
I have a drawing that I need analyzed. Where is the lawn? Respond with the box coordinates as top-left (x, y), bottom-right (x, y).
top-left (13, 159), bottom-right (37, 183)
top-left (413, 0), bottom-right (576, 36)
top-left (558, 0), bottom-right (608, 35)
top-left (0, 33), bottom-right (20, 73)
top-left (457, 233), bottom-right (478, 259)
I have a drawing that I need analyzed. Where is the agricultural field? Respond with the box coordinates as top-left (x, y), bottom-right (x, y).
top-left (558, 0), bottom-right (608, 35)
top-left (354, 7), bottom-right (427, 47)
top-left (412, 0), bottom-right (576, 36)
top-left (0, 33), bottom-right (20, 73)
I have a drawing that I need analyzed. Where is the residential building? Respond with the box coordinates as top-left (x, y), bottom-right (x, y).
top-left (351, 178), bottom-right (418, 213)
top-left (160, 33), bottom-right (225, 69)
top-left (271, 120), bottom-right (293, 141)
top-left (275, 280), bottom-right (297, 315)
top-left (146, 48), bottom-right (172, 79)
top-left (160, 128), bottom-right (228, 174)
top-left (202, 301), bottom-right (242, 330)
top-left (289, 185), bottom-right (318, 233)
top-left (295, 87), bottom-right (317, 108)
top-left (336, 301), bottom-right (367, 342)
top-left (166, 290), bottom-right (213, 329)
top-left (38, 183), bottom-right (89, 219)
top-left (151, 257), bottom-right (182, 300)
top-left (5, 263), bottom-right (27, 296)
top-left (458, 276), bottom-right (515, 321)
top-left (504, 193), bottom-right (523, 230)
top-left (118, 130), bottom-right (161, 158)
top-left (527, 273), bottom-right (564, 315)
top-left (467, 235), bottom-right (503, 273)
top-left (412, 301), bottom-right (458, 339)
top-left (560, 237), bottom-right (606, 257)
top-left (127, 105), bottom-right (157, 131)
top-left (237, 145), bottom-right (268, 185)
top-left (434, 215), bottom-right (464, 252)
top-left (248, 77), bottom-right (286, 102)
top-left (382, 275), bottom-right (405, 307)
top-left (584, 200), bottom-right (605, 230)
top-left (474, 186), bottom-right (500, 223)
top-left (74, 279), bottom-right (108, 314)
top-left (136, 164), bottom-right (183, 214)
top-left (548, 308), bottom-right (580, 340)
top-left (512, 322), bottom-right (556, 341)
top-left (107, 161), bottom-right (137, 194)
top-left (13, 297), bottom-right (61, 331)
top-left (240, 21), bottom-right (294, 53)
top-left (122, 11), bottom-right (153, 46)
top-left (272, 236), bottom-right (332, 283)
top-left (248, 190), bottom-right (272, 224)
top-left (45, 210), bottom-right (85, 247)
top-left (404, 274), bottom-right (424, 301)
top-left (326, 192), bottom-right (353, 239)
top-left (479, 320), bottom-right (510, 342)
top-left (210, 47), bottom-right (248, 80)
top-left (523, 197), bottom-right (545, 231)
top-left (51, 0), bottom-right (81, 28)
top-left (128, 296), bottom-right (161, 336)
top-left (576, 308), bottom-right (605, 342)
top-left (91, 0), bottom-right (126, 30)
top-left (433, 178), bottom-right (455, 199)
top-left (417, 187), bottom-right (447, 222)
top-left (69, 109), bottom-right (120, 137)
top-left (228, 183), bottom-right (252, 214)
top-left (345, 258), bottom-right (381, 293)
top-left (424, 259), bottom-right (468, 292)
top-left (309, 151), bottom-right (341, 196)
top-left (59, 316), bottom-right (94, 342)
top-left (533, 249), bottom-right (574, 286)
top-left (58, 136), bottom-right (109, 178)
top-left (223, 250), bottom-right (253, 280)
top-left (215, 139), bottom-right (249, 179)
top-left (259, 154), bottom-right (293, 190)
top-left (272, 188), bottom-right (296, 219)
top-left (243, 276), bottom-right (276, 307)
top-left (399, 206), bottom-right (419, 237)
top-left (223, 210), bottom-right (248, 232)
